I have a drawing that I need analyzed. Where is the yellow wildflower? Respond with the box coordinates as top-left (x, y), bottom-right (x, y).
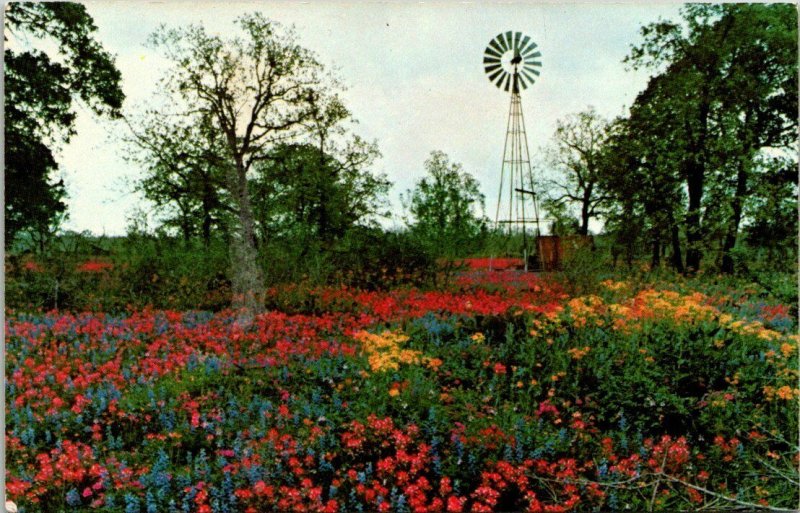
top-left (567, 346), bottom-right (591, 360)
top-left (776, 386), bottom-right (799, 400)
top-left (354, 330), bottom-right (421, 373)
top-left (601, 280), bottom-right (629, 291)
top-left (425, 357), bottom-right (443, 370)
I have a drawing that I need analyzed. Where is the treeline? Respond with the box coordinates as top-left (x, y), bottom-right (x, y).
top-left (539, 4), bottom-right (797, 276)
top-left (5, 4), bottom-right (797, 310)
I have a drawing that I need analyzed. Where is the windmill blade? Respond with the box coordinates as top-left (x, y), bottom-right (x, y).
top-left (504, 31), bottom-right (515, 52)
top-left (513, 31), bottom-right (522, 53)
top-left (525, 60), bottom-right (542, 68)
top-left (502, 72), bottom-right (511, 92)
top-left (520, 68), bottom-right (537, 84)
top-left (517, 72), bottom-right (528, 89)
top-left (524, 50), bottom-right (542, 60)
top-left (483, 48), bottom-right (503, 61)
top-left (495, 71), bottom-right (509, 89)
top-left (483, 55), bottom-right (501, 65)
top-left (484, 63), bottom-right (502, 74)
top-left (495, 33), bottom-right (509, 52)
top-left (488, 68), bottom-right (506, 84)
top-left (523, 65), bottom-right (541, 76)
top-left (488, 38), bottom-right (504, 56)
top-left (517, 35), bottom-right (533, 55)
top-left (484, 46), bottom-right (503, 60)
top-left (521, 43), bottom-right (539, 58)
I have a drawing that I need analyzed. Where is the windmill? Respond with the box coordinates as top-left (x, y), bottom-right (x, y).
top-left (484, 31), bottom-right (542, 271)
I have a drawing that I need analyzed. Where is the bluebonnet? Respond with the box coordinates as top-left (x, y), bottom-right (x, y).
top-left (146, 491), bottom-right (158, 513)
top-left (125, 493), bottom-right (141, 513)
top-left (66, 488), bottom-right (81, 507)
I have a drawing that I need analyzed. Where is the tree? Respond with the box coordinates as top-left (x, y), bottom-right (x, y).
top-left (540, 197), bottom-right (579, 237)
top-left (149, 14), bottom-right (329, 308)
top-left (543, 108), bottom-right (612, 236)
top-left (404, 151), bottom-right (486, 260)
top-left (627, 4), bottom-right (797, 273)
top-left (600, 102), bottom-right (688, 272)
top-left (124, 111), bottom-right (230, 246)
top-left (250, 92), bottom-right (387, 250)
top-left (4, 3), bottom-right (124, 248)
top-left (251, 141), bottom-right (387, 251)
top-left (740, 154), bottom-right (798, 269)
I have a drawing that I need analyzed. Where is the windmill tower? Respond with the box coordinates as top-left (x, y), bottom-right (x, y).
top-left (483, 31), bottom-right (542, 271)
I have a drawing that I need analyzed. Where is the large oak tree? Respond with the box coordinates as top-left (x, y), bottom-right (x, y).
top-left (626, 4), bottom-right (797, 273)
top-left (149, 14), bottom-right (330, 308)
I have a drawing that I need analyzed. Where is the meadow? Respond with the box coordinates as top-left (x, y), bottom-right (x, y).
top-left (6, 266), bottom-right (798, 512)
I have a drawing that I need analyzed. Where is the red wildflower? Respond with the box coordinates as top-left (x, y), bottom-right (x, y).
top-left (76, 260), bottom-right (114, 273)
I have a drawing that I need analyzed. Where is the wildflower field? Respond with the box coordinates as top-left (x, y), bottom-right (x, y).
top-left (6, 272), bottom-right (799, 512)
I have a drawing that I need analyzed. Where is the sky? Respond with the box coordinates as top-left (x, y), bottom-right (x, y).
top-left (42, 1), bottom-right (684, 235)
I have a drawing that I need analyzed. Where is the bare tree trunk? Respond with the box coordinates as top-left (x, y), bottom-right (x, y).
top-left (670, 219), bottom-right (684, 274)
top-left (579, 185), bottom-right (592, 236)
top-left (227, 161), bottom-right (264, 315)
top-left (684, 88), bottom-right (710, 275)
top-left (721, 114), bottom-right (754, 274)
top-left (651, 238), bottom-right (660, 269)
top-left (720, 161), bottom-right (748, 274)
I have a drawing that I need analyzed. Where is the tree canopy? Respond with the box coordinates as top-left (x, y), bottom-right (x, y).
top-left (543, 107), bottom-right (612, 236)
top-left (147, 13), bottom-right (331, 307)
top-left (404, 151), bottom-right (486, 259)
top-left (623, 3), bottom-right (797, 273)
top-left (5, 2), bottom-right (124, 248)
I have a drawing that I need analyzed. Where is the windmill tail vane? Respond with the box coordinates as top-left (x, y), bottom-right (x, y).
top-left (483, 31), bottom-right (543, 272)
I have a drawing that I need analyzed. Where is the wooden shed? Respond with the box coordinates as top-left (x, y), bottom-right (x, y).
top-left (536, 235), bottom-right (593, 271)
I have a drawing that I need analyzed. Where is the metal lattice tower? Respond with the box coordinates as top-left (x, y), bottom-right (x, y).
top-left (484, 31), bottom-right (542, 271)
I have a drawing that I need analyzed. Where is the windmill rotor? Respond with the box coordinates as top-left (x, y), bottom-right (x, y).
top-left (484, 31), bottom-right (544, 272)
top-left (483, 31), bottom-right (542, 92)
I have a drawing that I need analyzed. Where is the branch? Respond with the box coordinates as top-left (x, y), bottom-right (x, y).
top-left (654, 472), bottom-right (797, 513)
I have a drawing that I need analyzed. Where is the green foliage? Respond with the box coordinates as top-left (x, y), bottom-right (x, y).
top-left (147, 13), bottom-right (334, 306)
top-left (555, 244), bottom-right (609, 297)
top-left (6, 234), bottom-right (231, 312)
top-left (260, 226), bottom-right (437, 291)
top-left (4, 2), bottom-right (124, 247)
top-left (540, 198), bottom-right (580, 236)
top-left (251, 142), bottom-right (388, 247)
top-left (138, 14), bottom-right (395, 307)
top-left (622, 3), bottom-right (798, 273)
top-left (328, 227), bottom-right (437, 289)
top-left (123, 111), bottom-right (230, 244)
top-left (404, 151), bottom-right (487, 259)
top-left (542, 107), bottom-right (612, 236)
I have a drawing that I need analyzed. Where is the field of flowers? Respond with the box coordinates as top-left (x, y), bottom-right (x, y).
top-left (6, 272), bottom-right (799, 512)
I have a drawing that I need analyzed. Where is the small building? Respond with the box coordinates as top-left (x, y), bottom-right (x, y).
top-left (536, 235), bottom-right (594, 271)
